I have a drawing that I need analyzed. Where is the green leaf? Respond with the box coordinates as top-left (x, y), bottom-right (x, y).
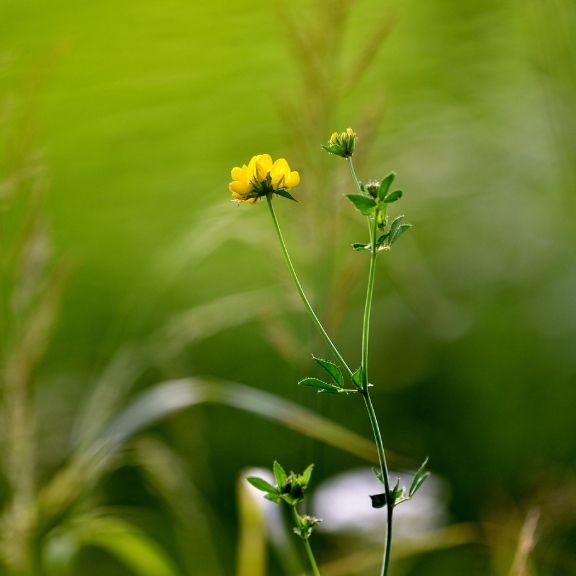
top-left (352, 243), bottom-right (371, 251)
top-left (409, 457), bottom-right (430, 497)
top-left (264, 493), bottom-right (281, 503)
top-left (352, 367), bottom-right (364, 389)
top-left (313, 356), bottom-right (344, 387)
top-left (378, 172), bottom-right (396, 201)
top-left (375, 233), bottom-right (389, 248)
top-left (247, 476), bottom-right (278, 495)
top-left (384, 189), bottom-right (403, 203)
top-left (389, 223), bottom-right (411, 247)
top-left (372, 467), bottom-right (385, 486)
top-left (275, 189), bottom-right (298, 202)
top-left (300, 464), bottom-right (315, 487)
top-left (346, 194), bottom-right (376, 216)
top-left (273, 461), bottom-right (287, 490)
top-left (370, 493), bottom-right (387, 508)
top-left (298, 377), bottom-right (340, 394)
top-left (391, 480), bottom-right (405, 504)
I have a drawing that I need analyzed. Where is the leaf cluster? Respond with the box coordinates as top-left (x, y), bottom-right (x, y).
top-left (370, 457), bottom-right (431, 509)
top-left (247, 461), bottom-right (315, 507)
top-left (298, 356), bottom-right (361, 394)
top-left (346, 172), bottom-right (412, 252)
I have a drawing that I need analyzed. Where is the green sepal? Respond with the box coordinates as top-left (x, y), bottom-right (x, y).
top-left (313, 356), bottom-right (344, 387)
top-left (273, 461), bottom-right (288, 490)
top-left (352, 366), bottom-right (364, 389)
top-left (247, 476), bottom-right (278, 495)
top-left (384, 189), bottom-right (403, 203)
top-left (409, 457), bottom-right (430, 497)
top-left (275, 189), bottom-right (298, 202)
top-left (322, 144), bottom-right (345, 156)
top-left (378, 172), bottom-right (396, 201)
top-left (346, 194), bottom-right (376, 216)
top-left (352, 243), bottom-right (371, 251)
top-left (298, 377), bottom-right (340, 394)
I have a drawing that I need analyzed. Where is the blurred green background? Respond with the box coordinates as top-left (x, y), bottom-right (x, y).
top-left (1, 0), bottom-right (575, 574)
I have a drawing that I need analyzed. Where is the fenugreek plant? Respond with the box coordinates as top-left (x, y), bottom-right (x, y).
top-left (230, 130), bottom-right (430, 576)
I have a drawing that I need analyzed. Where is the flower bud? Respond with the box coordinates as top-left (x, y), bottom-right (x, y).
top-left (322, 127), bottom-right (357, 158)
top-left (365, 179), bottom-right (381, 198)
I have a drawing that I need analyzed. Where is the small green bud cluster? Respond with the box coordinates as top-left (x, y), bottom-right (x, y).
top-left (247, 462), bottom-right (322, 540)
top-left (322, 127), bottom-right (357, 158)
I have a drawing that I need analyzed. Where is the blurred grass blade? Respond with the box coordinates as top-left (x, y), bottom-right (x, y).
top-left (102, 378), bottom-right (378, 463)
top-left (74, 517), bottom-right (178, 576)
top-left (132, 437), bottom-right (223, 576)
top-left (40, 378), bottom-right (379, 525)
top-left (237, 474), bottom-right (267, 576)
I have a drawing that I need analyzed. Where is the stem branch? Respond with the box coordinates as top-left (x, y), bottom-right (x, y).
top-left (266, 194), bottom-right (353, 378)
top-left (292, 508), bottom-right (321, 576)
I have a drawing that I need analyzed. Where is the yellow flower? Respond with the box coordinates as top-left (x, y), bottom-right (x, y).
top-left (229, 154), bottom-right (300, 203)
top-left (322, 128), bottom-right (357, 158)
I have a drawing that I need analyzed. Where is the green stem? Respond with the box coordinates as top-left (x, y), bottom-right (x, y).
top-left (349, 156), bottom-right (393, 576)
top-left (292, 508), bottom-right (321, 576)
top-left (303, 538), bottom-right (321, 576)
top-left (346, 156), bottom-right (362, 192)
top-left (266, 194), bottom-right (353, 379)
top-left (363, 389), bottom-right (393, 576)
top-left (361, 214), bottom-right (378, 390)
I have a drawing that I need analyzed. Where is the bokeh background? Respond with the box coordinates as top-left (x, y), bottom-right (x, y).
top-left (1, 0), bottom-right (575, 574)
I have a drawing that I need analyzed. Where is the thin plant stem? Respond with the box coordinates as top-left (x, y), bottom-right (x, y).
top-left (292, 508), bottom-right (321, 576)
top-left (303, 538), bottom-right (321, 576)
top-left (266, 194), bottom-right (353, 379)
top-left (349, 156), bottom-right (394, 576)
top-left (363, 389), bottom-right (393, 576)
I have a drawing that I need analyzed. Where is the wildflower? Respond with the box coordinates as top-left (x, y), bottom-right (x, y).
top-left (322, 128), bottom-right (357, 158)
top-left (229, 154), bottom-right (300, 203)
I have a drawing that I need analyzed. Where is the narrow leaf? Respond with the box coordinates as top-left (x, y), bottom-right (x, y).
top-left (247, 477), bottom-right (278, 495)
top-left (313, 356), bottom-right (344, 387)
top-left (409, 457), bottom-right (430, 497)
top-left (352, 243), bottom-right (371, 251)
top-left (375, 233), bottom-right (389, 248)
top-left (300, 464), bottom-right (315, 487)
top-left (273, 461), bottom-right (287, 490)
top-left (384, 189), bottom-right (403, 203)
top-left (389, 223), bottom-right (411, 246)
top-left (372, 467), bottom-right (385, 486)
top-left (275, 189), bottom-right (298, 202)
top-left (378, 172), bottom-right (396, 201)
top-left (298, 377), bottom-right (340, 394)
top-left (388, 215), bottom-right (405, 237)
top-left (352, 367), bottom-right (364, 389)
top-left (346, 194), bottom-right (376, 216)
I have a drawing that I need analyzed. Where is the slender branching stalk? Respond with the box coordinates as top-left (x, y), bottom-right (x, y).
top-left (266, 178), bottom-right (393, 575)
top-left (266, 194), bottom-right (353, 379)
top-left (235, 137), bottom-right (421, 576)
top-left (349, 157), bottom-right (394, 576)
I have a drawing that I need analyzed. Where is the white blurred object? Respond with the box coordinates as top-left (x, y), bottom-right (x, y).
top-left (312, 468), bottom-right (447, 542)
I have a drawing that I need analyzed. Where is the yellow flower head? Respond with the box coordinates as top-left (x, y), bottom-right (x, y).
top-left (229, 154), bottom-right (300, 203)
top-left (322, 127), bottom-right (357, 158)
